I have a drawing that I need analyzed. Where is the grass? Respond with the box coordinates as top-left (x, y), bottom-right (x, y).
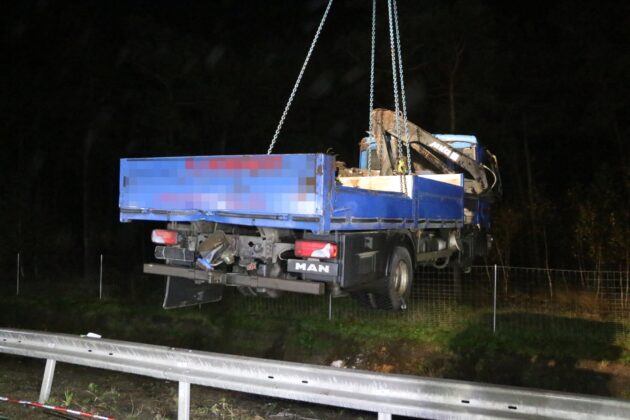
top-left (1, 285), bottom-right (629, 398)
top-left (1, 287), bottom-right (628, 358)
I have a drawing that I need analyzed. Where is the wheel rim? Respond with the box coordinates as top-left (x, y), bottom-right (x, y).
top-left (393, 259), bottom-right (410, 295)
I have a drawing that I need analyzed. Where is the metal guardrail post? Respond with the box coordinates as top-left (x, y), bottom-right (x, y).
top-left (38, 359), bottom-right (56, 403)
top-left (377, 413), bottom-right (392, 420)
top-left (178, 382), bottom-right (190, 420)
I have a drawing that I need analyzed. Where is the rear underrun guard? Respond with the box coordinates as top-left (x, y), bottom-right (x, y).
top-left (145, 264), bottom-right (325, 309)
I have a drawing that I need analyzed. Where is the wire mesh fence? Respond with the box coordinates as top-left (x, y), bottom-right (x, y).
top-left (491, 266), bottom-right (629, 340)
top-left (2, 252), bottom-right (629, 340)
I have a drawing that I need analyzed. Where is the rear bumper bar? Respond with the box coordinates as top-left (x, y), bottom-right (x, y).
top-left (144, 263), bottom-right (325, 295)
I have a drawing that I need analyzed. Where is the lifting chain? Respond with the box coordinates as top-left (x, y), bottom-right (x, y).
top-left (386, 0), bottom-right (409, 193)
top-left (367, 0), bottom-right (377, 175)
top-left (386, 0), bottom-right (403, 164)
top-left (267, 0), bottom-right (334, 155)
top-left (393, 0), bottom-right (412, 175)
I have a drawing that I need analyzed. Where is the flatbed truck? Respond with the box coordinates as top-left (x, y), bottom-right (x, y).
top-left (119, 109), bottom-right (500, 310)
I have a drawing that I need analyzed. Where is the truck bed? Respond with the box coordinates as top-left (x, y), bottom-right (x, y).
top-left (119, 153), bottom-right (463, 234)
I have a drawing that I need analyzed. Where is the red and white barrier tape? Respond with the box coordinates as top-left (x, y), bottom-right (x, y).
top-left (0, 396), bottom-right (116, 420)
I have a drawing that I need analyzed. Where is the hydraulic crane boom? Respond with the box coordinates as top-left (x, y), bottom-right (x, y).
top-left (370, 108), bottom-right (497, 195)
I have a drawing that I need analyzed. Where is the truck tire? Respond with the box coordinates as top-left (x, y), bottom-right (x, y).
top-left (375, 246), bottom-right (413, 311)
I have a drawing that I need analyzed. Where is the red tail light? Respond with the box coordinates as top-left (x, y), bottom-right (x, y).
top-left (295, 240), bottom-right (338, 258)
top-left (151, 229), bottom-right (179, 245)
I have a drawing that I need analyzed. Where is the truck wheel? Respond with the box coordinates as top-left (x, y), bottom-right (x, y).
top-left (376, 246), bottom-right (413, 311)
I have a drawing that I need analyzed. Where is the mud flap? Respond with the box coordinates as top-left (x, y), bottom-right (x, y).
top-left (163, 276), bottom-right (224, 309)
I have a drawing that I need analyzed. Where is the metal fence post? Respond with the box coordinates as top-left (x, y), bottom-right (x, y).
top-left (99, 254), bottom-right (104, 300)
top-left (16, 252), bottom-right (20, 296)
top-left (178, 381), bottom-right (190, 420)
top-left (38, 359), bottom-right (57, 403)
top-left (493, 264), bottom-right (497, 334)
top-left (328, 293), bottom-right (332, 321)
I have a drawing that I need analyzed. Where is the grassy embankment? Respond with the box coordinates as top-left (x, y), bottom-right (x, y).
top-left (1, 287), bottom-right (628, 399)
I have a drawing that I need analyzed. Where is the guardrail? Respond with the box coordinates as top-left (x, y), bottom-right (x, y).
top-left (1, 328), bottom-right (629, 419)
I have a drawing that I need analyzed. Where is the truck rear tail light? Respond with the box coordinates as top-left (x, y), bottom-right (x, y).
top-left (151, 229), bottom-right (179, 245)
top-left (295, 240), bottom-right (338, 258)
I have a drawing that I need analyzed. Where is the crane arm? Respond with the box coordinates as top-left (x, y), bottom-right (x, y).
top-left (371, 108), bottom-right (490, 194)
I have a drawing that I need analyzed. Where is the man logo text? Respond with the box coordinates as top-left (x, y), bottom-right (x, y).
top-left (295, 262), bottom-right (330, 273)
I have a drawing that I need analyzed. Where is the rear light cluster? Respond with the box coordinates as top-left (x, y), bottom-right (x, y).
top-left (151, 229), bottom-right (179, 245)
top-left (295, 240), bottom-right (338, 258)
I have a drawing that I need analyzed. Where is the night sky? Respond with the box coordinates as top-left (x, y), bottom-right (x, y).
top-left (1, 0), bottom-right (628, 273)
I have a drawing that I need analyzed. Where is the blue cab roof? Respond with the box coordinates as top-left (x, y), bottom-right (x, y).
top-left (434, 134), bottom-right (478, 150)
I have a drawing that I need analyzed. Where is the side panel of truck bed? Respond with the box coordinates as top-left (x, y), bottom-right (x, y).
top-left (120, 153), bottom-right (328, 216)
top-left (119, 153), bottom-right (463, 233)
